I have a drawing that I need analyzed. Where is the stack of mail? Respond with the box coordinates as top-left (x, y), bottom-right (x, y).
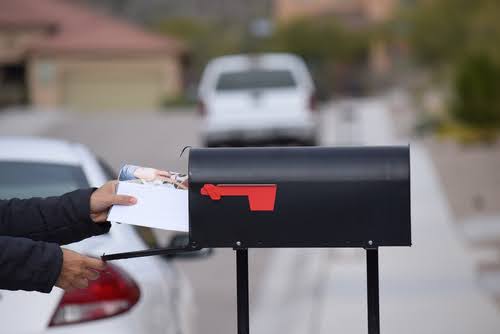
top-left (108, 164), bottom-right (189, 232)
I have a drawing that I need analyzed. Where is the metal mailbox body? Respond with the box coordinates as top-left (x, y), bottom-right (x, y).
top-left (188, 146), bottom-right (410, 249)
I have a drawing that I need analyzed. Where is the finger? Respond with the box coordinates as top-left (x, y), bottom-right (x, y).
top-left (56, 280), bottom-right (70, 290)
top-left (82, 269), bottom-right (100, 281)
top-left (84, 257), bottom-right (107, 271)
top-left (112, 194), bottom-right (137, 205)
top-left (62, 285), bottom-right (75, 292)
top-left (92, 212), bottom-right (108, 223)
top-left (72, 278), bottom-right (89, 289)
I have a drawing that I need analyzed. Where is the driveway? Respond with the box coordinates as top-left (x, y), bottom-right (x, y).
top-left (1, 100), bottom-right (498, 333)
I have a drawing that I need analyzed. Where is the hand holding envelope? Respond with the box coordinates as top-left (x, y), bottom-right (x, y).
top-left (108, 165), bottom-right (189, 232)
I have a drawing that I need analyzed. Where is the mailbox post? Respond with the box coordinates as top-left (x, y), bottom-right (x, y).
top-left (103, 146), bottom-right (411, 334)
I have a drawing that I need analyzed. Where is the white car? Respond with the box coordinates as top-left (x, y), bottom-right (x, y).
top-left (198, 53), bottom-right (318, 146)
top-left (0, 137), bottom-right (201, 334)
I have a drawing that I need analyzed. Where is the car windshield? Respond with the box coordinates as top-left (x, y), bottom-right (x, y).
top-left (215, 69), bottom-right (297, 91)
top-left (0, 161), bottom-right (88, 199)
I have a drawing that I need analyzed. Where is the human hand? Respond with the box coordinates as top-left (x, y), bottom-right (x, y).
top-left (90, 180), bottom-right (137, 223)
top-left (133, 167), bottom-right (170, 182)
top-left (55, 248), bottom-right (106, 290)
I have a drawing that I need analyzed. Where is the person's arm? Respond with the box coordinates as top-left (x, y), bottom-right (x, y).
top-left (0, 181), bottom-right (136, 245)
top-left (0, 236), bottom-right (62, 293)
top-left (0, 236), bottom-right (106, 293)
top-left (0, 189), bottom-right (107, 245)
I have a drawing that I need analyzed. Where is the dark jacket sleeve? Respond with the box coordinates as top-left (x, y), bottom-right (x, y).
top-left (0, 188), bottom-right (111, 245)
top-left (0, 236), bottom-right (62, 293)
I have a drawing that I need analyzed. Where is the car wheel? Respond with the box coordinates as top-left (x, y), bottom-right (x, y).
top-left (301, 138), bottom-right (318, 146)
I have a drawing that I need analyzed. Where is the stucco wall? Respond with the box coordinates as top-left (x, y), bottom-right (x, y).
top-left (28, 54), bottom-right (182, 110)
top-left (274, 0), bottom-right (396, 23)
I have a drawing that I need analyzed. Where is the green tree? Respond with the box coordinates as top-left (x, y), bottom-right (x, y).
top-left (393, 0), bottom-right (500, 131)
top-left (400, 0), bottom-right (500, 67)
top-left (270, 18), bottom-right (368, 64)
top-left (451, 54), bottom-right (500, 128)
top-left (154, 17), bottom-right (243, 79)
top-left (263, 17), bottom-right (370, 97)
top-left (153, 16), bottom-right (371, 98)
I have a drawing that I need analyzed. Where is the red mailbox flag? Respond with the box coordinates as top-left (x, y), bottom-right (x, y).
top-left (200, 184), bottom-right (277, 211)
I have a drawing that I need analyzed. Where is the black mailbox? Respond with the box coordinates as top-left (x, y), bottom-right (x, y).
top-left (188, 146), bottom-right (410, 249)
top-left (103, 145), bottom-right (411, 334)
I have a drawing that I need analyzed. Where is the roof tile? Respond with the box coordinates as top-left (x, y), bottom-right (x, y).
top-left (0, 0), bottom-right (185, 54)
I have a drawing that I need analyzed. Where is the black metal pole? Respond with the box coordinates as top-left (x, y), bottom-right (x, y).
top-left (236, 249), bottom-right (250, 334)
top-left (366, 248), bottom-right (380, 334)
top-left (102, 245), bottom-right (202, 261)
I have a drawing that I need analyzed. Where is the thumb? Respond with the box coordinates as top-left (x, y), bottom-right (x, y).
top-left (83, 256), bottom-right (106, 271)
top-left (112, 194), bottom-right (137, 206)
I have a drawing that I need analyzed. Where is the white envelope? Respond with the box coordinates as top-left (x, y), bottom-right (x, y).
top-left (108, 181), bottom-right (189, 232)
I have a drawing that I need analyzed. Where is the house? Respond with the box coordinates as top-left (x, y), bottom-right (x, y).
top-left (0, 0), bottom-right (186, 111)
top-left (274, 0), bottom-right (396, 25)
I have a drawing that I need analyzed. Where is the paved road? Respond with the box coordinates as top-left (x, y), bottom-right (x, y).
top-left (252, 99), bottom-right (500, 334)
top-left (2, 100), bottom-right (499, 334)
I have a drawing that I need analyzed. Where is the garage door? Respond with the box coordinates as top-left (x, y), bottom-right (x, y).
top-left (62, 70), bottom-right (163, 111)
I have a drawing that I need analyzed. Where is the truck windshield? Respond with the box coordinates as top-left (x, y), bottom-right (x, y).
top-left (216, 69), bottom-right (297, 91)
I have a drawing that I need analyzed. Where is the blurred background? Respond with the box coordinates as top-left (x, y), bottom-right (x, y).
top-left (1, 0), bottom-right (500, 333)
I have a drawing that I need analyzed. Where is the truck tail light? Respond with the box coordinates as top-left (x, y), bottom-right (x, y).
top-left (198, 100), bottom-right (206, 116)
top-left (49, 263), bottom-right (140, 327)
top-left (309, 93), bottom-right (317, 112)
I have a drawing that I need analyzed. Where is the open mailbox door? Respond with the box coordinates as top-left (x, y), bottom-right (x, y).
top-left (103, 146), bottom-right (411, 334)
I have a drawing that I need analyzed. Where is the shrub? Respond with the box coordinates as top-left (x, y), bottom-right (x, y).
top-left (451, 54), bottom-right (500, 128)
